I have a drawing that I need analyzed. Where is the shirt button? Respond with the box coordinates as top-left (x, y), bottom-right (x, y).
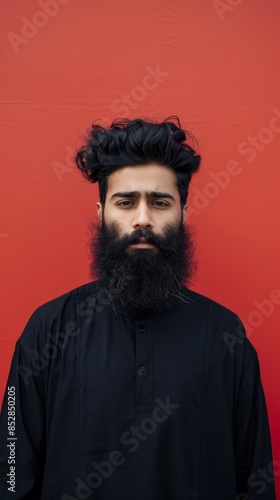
top-left (138, 324), bottom-right (147, 332)
top-left (138, 366), bottom-right (149, 377)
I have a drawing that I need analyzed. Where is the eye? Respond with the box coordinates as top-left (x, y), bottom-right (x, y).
top-left (152, 201), bottom-right (169, 207)
top-left (117, 201), bottom-right (134, 206)
top-left (116, 200), bottom-right (169, 207)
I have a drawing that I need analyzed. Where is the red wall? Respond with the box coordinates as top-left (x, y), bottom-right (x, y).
top-left (1, 0), bottom-right (280, 495)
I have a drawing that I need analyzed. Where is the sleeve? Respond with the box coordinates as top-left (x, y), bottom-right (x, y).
top-left (0, 312), bottom-right (46, 499)
top-left (233, 339), bottom-right (276, 499)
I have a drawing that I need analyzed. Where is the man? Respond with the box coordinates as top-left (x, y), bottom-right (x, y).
top-left (0, 117), bottom-right (276, 499)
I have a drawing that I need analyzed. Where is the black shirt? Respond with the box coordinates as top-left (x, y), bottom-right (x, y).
top-left (0, 281), bottom-right (276, 499)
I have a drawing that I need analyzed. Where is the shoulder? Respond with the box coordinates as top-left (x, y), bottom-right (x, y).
top-left (183, 287), bottom-right (258, 358)
top-left (18, 281), bottom-right (100, 344)
top-left (183, 287), bottom-right (241, 326)
top-left (32, 280), bottom-right (99, 315)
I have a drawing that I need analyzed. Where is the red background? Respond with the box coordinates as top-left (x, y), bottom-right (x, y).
top-left (1, 0), bottom-right (280, 495)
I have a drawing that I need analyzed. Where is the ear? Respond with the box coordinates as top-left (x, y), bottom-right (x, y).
top-left (96, 202), bottom-right (103, 221)
top-left (182, 204), bottom-right (188, 223)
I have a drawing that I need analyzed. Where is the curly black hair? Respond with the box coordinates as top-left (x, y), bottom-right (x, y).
top-left (75, 116), bottom-right (201, 209)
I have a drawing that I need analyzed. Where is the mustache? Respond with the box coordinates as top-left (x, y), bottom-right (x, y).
top-left (88, 217), bottom-right (199, 307)
top-left (97, 222), bottom-right (184, 253)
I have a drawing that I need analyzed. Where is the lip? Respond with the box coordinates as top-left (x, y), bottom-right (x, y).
top-left (129, 237), bottom-right (155, 248)
top-left (132, 242), bottom-right (155, 247)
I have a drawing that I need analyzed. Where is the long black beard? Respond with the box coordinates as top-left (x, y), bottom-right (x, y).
top-left (88, 217), bottom-right (197, 312)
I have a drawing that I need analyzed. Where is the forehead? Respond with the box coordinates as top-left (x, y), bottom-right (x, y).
top-left (107, 163), bottom-right (179, 197)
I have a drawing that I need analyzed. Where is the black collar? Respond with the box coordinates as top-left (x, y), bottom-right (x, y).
top-left (108, 286), bottom-right (195, 319)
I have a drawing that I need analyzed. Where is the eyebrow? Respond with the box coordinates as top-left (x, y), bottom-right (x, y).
top-left (110, 191), bottom-right (176, 202)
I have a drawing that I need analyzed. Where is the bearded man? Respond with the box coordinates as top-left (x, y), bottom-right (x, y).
top-left (0, 117), bottom-right (275, 500)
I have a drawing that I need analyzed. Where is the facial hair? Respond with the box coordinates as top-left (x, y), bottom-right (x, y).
top-left (88, 217), bottom-right (197, 312)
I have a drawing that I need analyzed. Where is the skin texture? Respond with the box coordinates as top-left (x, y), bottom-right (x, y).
top-left (96, 163), bottom-right (188, 249)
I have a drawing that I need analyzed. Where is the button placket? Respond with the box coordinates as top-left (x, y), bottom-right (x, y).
top-left (135, 321), bottom-right (153, 412)
top-left (138, 324), bottom-right (147, 332)
top-left (138, 366), bottom-right (149, 377)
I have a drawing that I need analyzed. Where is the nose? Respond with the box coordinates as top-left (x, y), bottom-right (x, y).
top-left (132, 202), bottom-right (154, 230)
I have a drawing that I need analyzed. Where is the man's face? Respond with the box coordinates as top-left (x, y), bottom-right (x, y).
top-left (96, 163), bottom-right (187, 249)
top-left (91, 163), bottom-right (195, 311)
